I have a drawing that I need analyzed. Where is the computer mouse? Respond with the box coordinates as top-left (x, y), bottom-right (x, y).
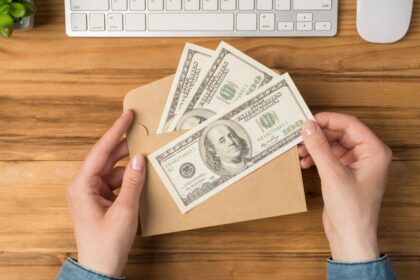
top-left (357, 0), bottom-right (413, 43)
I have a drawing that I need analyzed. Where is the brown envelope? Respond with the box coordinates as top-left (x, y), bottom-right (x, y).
top-left (124, 75), bottom-right (307, 237)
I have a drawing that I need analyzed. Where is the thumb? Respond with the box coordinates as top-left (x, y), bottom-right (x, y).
top-left (115, 154), bottom-right (146, 211)
top-left (302, 120), bottom-right (345, 178)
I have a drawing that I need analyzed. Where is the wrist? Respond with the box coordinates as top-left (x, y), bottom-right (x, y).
top-left (327, 230), bottom-right (380, 263)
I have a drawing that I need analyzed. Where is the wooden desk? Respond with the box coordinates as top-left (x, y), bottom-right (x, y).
top-left (0, 0), bottom-right (419, 279)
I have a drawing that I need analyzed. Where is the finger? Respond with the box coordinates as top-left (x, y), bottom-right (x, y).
top-left (105, 166), bottom-right (126, 190)
top-left (101, 138), bottom-right (129, 175)
top-left (300, 137), bottom-right (349, 162)
top-left (300, 156), bottom-right (314, 169)
top-left (114, 155), bottom-right (146, 212)
top-left (315, 112), bottom-right (358, 132)
top-left (299, 133), bottom-right (345, 159)
top-left (98, 182), bottom-right (117, 202)
top-left (315, 112), bottom-right (382, 148)
top-left (298, 144), bottom-right (309, 158)
top-left (330, 141), bottom-right (348, 160)
top-left (339, 149), bottom-right (358, 167)
top-left (81, 111), bottom-right (133, 176)
top-left (302, 120), bottom-right (346, 178)
top-left (330, 141), bottom-right (359, 167)
top-left (323, 128), bottom-right (343, 142)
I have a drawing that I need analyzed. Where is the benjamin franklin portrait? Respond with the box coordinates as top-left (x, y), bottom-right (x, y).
top-left (199, 120), bottom-right (252, 176)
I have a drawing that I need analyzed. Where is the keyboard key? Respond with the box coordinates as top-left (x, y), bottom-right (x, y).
top-left (237, 13), bottom-right (256, 30)
top-left (149, 0), bottom-right (164, 10)
top-left (130, 0), bottom-right (146, 10)
top-left (185, 0), bottom-right (199, 10)
top-left (315, 21), bottom-right (331, 30)
top-left (71, 0), bottom-right (109, 11)
top-left (257, 0), bottom-right (272, 11)
top-left (274, 0), bottom-right (290, 10)
top-left (221, 0), bottom-right (236, 10)
top-left (148, 13), bottom-right (234, 31)
top-left (203, 0), bottom-right (218, 10)
top-left (296, 13), bottom-right (312, 21)
top-left (167, 0), bottom-right (182, 10)
top-left (71, 13), bottom-right (87, 31)
top-left (259, 13), bottom-right (274, 30)
top-left (294, 0), bottom-right (331, 10)
top-left (107, 13), bottom-right (123, 30)
top-left (297, 21), bottom-right (312, 30)
top-left (239, 0), bottom-right (254, 10)
top-left (112, 0), bottom-right (127, 10)
top-left (277, 21), bottom-right (293, 30)
top-left (89, 13), bottom-right (105, 31)
top-left (126, 13), bottom-right (146, 30)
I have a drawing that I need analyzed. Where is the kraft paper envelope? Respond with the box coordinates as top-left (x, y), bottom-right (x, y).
top-left (124, 75), bottom-right (307, 237)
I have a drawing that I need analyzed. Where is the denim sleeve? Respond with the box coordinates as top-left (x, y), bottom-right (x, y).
top-left (327, 255), bottom-right (396, 280)
top-left (56, 258), bottom-right (125, 280)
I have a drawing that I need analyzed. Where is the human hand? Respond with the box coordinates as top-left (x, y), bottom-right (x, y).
top-left (299, 112), bottom-right (392, 262)
top-left (67, 111), bottom-right (146, 277)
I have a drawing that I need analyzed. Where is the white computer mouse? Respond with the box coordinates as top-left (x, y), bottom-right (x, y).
top-left (357, 0), bottom-right (413, 43)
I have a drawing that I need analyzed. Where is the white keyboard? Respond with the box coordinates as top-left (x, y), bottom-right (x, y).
top-left (65, 0), bottom-right (337, 37)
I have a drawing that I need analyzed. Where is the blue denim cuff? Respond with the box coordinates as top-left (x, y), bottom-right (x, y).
top-left (57, 258), bottom-right (125, 280)
top-left (327, 254), bottom-right (396, 280)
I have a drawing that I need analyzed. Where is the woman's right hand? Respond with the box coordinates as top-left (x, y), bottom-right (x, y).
top-left (299, 112), bottom-right (392, 262)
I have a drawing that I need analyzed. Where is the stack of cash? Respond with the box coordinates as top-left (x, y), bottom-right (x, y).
top-left (149, 42), bottom-right (314, 213)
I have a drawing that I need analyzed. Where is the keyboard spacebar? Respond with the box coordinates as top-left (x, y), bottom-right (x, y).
top-left (148, 13), bottom-right (234, 31)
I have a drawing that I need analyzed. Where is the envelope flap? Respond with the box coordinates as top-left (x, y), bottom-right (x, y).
top-left (124, 75), bottom-right (175, 135)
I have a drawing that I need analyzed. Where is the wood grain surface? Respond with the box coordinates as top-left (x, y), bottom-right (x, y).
top-left (0, 0), bottom-right (419, 279)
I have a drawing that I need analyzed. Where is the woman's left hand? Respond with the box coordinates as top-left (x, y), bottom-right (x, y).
top-left (67, 111), bottom-right (146, 277)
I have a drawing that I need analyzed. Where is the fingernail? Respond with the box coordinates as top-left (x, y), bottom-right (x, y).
top-left (303, 121), bottom-right (317, 136)
top-left (131, 155), bottom-right (145, 172)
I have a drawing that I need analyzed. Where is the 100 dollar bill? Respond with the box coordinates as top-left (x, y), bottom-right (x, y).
top-left (167, 41), bottom-right (281, 132)
top-left (157, 43), bottom-right (214, 133)
top-left (149, 73), bottom-right (314, 213)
